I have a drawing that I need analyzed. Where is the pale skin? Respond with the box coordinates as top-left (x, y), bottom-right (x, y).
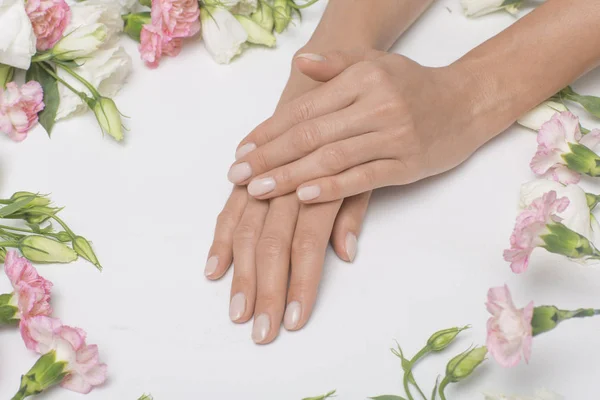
top-left (209, 0), bottom-right (600, 344)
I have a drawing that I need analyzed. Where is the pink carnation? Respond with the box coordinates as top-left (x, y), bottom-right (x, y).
top-left (4, 250), bottom-right (53, 347)
top-left (0, 82), bottom-right (45, 142)
top-left (486, 285), bottom-right (534, 368)
top-left (26, 0), bottom-right (71, 51)
top-left (503, 191), bottom-right (569, 273)
top-left (139, 24), bottom-right (182, 69)
top-left (530, 111), bottom-right (600, 184)
top-left (21, 316), bottom-right (108, 394)
top-left (151, 0), bottom-right (201, 38)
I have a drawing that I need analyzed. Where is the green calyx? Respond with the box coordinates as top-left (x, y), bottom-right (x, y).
top-left (12, 351), bottom-right (69, 400)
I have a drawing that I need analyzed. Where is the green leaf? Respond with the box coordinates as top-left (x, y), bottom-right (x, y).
top-left (26, 62), bottom-right (60, 136)
top-left (431, 376), bottom-right (440, 400)
top-left (302, 390), bottom-right (336, 400)
top-left (369, 396), bottom-right (408, 400)
top-left (0, 195), bottom-right (36, 217)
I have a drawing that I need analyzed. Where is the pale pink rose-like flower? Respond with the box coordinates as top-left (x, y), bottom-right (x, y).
top-left (139, 24), bottom-right (182, 68)
top-left (0, 81), bottom-right (45, 142)
top-left (21, 316), bottom-right (108, 394)
top-left (25, 0), bottom-right (71, 51)
top-left (503, 191), bottom-right (569, 274)
top-left (151, 0), bottom-right (200, 38)
top-left (4, 250), bottom-right (53, 324)
top-left (486, 285), bottom-right (534, 368)
top-left (530, 111), bottom-right (600, 184)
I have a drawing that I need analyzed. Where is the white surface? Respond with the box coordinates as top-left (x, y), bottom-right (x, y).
top-left (2, 1), bottom-right (600, 398)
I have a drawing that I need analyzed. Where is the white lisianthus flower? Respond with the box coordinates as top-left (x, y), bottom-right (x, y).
top-left (461, 0), bottom-right (521, 17)
top-left (0, 0), bottom-right (36, 69)
top-left (517, 101), bottom-right (569, 131)
top-left (52, 23), bottom-right (108, 61)
top-left (201, 6), bottom-right (248, 64)
top-left (519, 179), bottom-right (599, 247)
top-left (56, 45), bottom-right (131, 119)
top-left (68, 0), bottom-right (124, 44)
top-left (67, 0), bottom-right (137, 15)
top-left (484, 388), bottom-right (563, 400)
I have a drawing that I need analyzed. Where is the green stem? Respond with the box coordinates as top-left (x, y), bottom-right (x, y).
top-left (55, 62), bottom-right (101, 99)
top-left (37, 62), bottom-right (90, 105)
top-left (288, 0), bottom-right (320, 9)
top-left (0, 241), bottom-right (20, 248)
top-left (11, 390), bottom-right (26, 400)
top-left (438, 378), bottom-right (449, 400)
top-left (403, 346), bottom-right (430, 400)
top-left (50, 215), bottom-right (75, 238)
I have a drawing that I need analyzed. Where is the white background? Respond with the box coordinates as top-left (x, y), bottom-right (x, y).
top-left (1, 0), bottom-right (600, 398)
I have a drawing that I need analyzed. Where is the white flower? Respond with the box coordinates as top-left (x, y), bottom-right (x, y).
top-left (56, 45), bottom-right (131, 119)
top-left (235, 15), bottom-right (276, 47)
top-left (68, 0), bottom-right (124, 44)
top-left (520, 179), bottom-right (599, 246)
top-left (201, 6), bottom-right (248, 64)
top-left (484, 388), bottom-right (563, 400)
top-left (518, 101), bottom-right (569, 131)
top-left (53, 23), bottom-right (108, 61)
top-left (67, 0), bottom-right (137, 15)
top-left (461, 0), bottom-right (516, 17)
top-left (0, 0), bottom-right (36, 70)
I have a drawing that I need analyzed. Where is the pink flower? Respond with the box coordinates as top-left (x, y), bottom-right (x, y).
top-left (151, 0), bottom-right (200, 38)
top-left (0, 81), bottom-right (45, 142)
top-left (139, 24), bottom-right (182, 68)
top-left (486, 285), bottom-right (534, 368)
top-left (530, 111), bottom-right (600, 184)
top-left (503, 191), bottom-right (569, 273)
top-left (21, 316), bottom-right (108, 394)
top-left (4, 250), bottom-right (53, 342)
top-left (26, 0), bottom-right (71, 51)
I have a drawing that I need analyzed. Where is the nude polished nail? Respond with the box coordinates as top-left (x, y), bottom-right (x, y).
top-left (252, 314), bottom-right (270, 343)
top-left (204, 256), bottom-right (218, 277)
top-left (235, 143), bottom-right (256, 160)
top-left (228, 162), bottom-right (252, 183)
top-left (296, 53), bottom-right (326, 62)
top-left (229, 292), bottom-right (246, 322)
top-left (248, 178), bottom-right (276, 196)
top-left (346, 232), bottom-right (357, 262)
top-left (284, 301), bottom-right (302, 330)
top-left (297, 185), bottom-right (321, 201)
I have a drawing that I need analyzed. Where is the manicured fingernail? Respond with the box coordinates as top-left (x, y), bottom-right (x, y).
top-left (228, 162), bottom-right (252, 183)
top-left (204, 256), bottom-right (218, 277)
top-left (297, 185), bottom-right (321, 201)
top-left (284, 301), bottom-right (302, 330)
top-left (235, 142), bottom-right (256, 160)
top-left (229, 292), bottom-right (246, 322)
top-left (296, 53), bottom-right (325, 62)
top-left (345, 232), bottom-right (357, 262)
top-left (248, 177), bottom-right (276, 197)
top-left (252, 313), bottom-right (270, 343)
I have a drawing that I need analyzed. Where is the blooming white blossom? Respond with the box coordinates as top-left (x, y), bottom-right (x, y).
top-left (201, 6), bottom-right (248, 64)
top-left (0, 0), bottom-right (36, 69)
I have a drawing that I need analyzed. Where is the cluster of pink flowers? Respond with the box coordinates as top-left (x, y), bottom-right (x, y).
top-left (140, 0), bottom-right (201, 68)
top-left (25, 0), bottom-right (71, 51)
top-left (503, 190), bottom-right (568, 274)
top-left (0, 82), bottom-right (45, 142)
top-left (3, 251), bottom-right (107, 394)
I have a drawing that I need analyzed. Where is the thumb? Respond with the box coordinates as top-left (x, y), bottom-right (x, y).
top-left (293, 49), bottom-right (380, 82)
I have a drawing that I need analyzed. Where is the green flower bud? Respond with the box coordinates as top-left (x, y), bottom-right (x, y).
top-left (93, 97), bottom-right (124, 142)
top-left (562, 143), bottom-right (600, 177)
top-left (235, 15), bottom-right (276, 47)
top-left (72, 236), bottom-right (102, 271)
top-left (0, 63), bottom-right (14, 88)
top-left (273, 0), bottom-right (291, 33)
top-left (13, 351), bottom-right (69, 400)
top-left (10, 192), bottom-right (51, 207)
top-left (541, 222), bottom-right (598, 260)
top-left (251, 0), bottom-right (275, 32)
top-left (532, 305), bottom-right (598, 336)
top-left (138, 395), bottom-right (154, 400)
top-left (445, 346), bottom-right (487, 383)
top-left (56, 231), bottom-right (72, 242)
top-left (123, 12), bottom-right (151, 42)
top-left (427, 325), bottom-right (469, 352)
top-left (19, 236), bottom-right (78, 264)
top-left (0, 293), bottom-right (19, 325)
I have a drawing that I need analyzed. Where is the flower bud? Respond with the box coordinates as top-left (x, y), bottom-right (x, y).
top-left (461, 0), bottom-right (521, 17)
top-left (19, 236), bottom-right (78, 264)
top-left (251, 0), bottom-right (274, 31)
top-left (72, 236), bottom-right (102, 270)
top-left (13, 351), bottom-right (69, 399)
top-left (52, 23), bottom-right (108, 61)
top-left (0, 63), bottom-right (14, 88)
top-left (561, 142), bottom-right (600, 177)
top-left (542, 222), bottom-right (597, 260)
top-left (56, 231), bottom-right (72, 242)
top-left (273, 0), bottom-right (291, 33)
top-left (427, 326), bottom-right (469, 352)
top-left (532, 305), bottom-right (597, 336)
top-left (123, 12), bottom-right (151, 42)
top-left (93, 97), bottom-right (124, 141)
top-left (10, 192), bottom-right (51, 207)
top-left (235, 15), bottom-right (276, 47)
top-left (0, 293), bottom-right (19, 324)
top-left (445, 346), bottom-right (487, 383)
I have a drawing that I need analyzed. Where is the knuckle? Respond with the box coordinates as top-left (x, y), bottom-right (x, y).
top-left (320, 145), bottom-right (347, 173)
top-left (363, 63), bottom-right (390, 86)
top-left (292, 230), bottom-right (321, 256)
top-left (256, 292), bottom-right (282, 309)
top-left (257, 233), bottom-right (286, 259)
top-left (217, 209), bottom-right (237, 227)
top-left (233, 223), bottom-right (258, 243)
top-left (289, 100), bottom-right (315, 124)
top-left (291, 122), bottom-right (321, 152)
top-left (252, 149), bottom-right (269, 171)
top-left (360, 166), bottom-right (378, 187)
top-left (326, 176), bottom-right (343, 197)
top-left (232, 274), bottom-right (253, 289)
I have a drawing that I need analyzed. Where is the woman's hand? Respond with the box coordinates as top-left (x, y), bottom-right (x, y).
top-left (227, 50), bottom-right (486, 203)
